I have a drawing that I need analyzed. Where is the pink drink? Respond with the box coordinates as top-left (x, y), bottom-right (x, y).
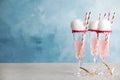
top-left (74, 41), bottom-right (85, 60)
top-left (99, 40), bottom-right (110, 60)
top-left (90, 38), bottom-right (99, 58)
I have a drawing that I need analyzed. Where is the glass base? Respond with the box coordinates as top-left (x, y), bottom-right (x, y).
top-left (74, 70), bottom-right (88, 77)
top-left (97, 68), bottom-right (115, 76)
top-left (74, 67), bottom-right (94, 76)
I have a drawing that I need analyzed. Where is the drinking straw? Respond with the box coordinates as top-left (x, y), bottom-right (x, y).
top-left (111, 12), bottom-right (115, 24)
top-left (99, 13), bottom-right (101, 20)
top-left (79, 33), bottom-right (85, 55)
top-left (104, 13), bottom-right (107, 18)
top-left (84, 12), bottom-right (88, 29)
top-left (85, 12), bottom-right (88, 23)
top-left (87, 11), bottom-right (91, 25)
top-left (108, 12), bottom-right (110, 21)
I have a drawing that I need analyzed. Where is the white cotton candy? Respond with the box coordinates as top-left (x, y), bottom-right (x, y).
top-left (98, 18), bottom-right (112, 31)
top-left (88, 20), bottom-right (99, 30)
top-left (71, 19), bottom-right (85, 30)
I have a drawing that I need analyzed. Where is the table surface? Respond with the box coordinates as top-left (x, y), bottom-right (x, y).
top-left (0, 63), bottom-right (120, 80)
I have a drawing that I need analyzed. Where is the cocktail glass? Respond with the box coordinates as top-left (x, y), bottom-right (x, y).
top-left (90, 32), bottom-right (99, 75)
top-left (99, 33), bottom-right (113, 76)
top-left (73, 32), bottom-right (87, 76)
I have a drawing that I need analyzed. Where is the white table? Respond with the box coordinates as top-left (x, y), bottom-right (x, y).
top-left (0, 63), bottom-right (120, 80)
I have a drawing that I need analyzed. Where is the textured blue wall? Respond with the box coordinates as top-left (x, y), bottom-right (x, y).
top-left (0, 0), bottom-right (120, 62)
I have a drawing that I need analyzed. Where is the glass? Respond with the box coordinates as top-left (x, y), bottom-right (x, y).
top-left (90, 32), bottom-right (99, 75)
top-left (99, 33), bottom-right (113, 76)
top-left (74, 33), bottom-right (85, 61)
top-left (73, 32), bottom-right (87, 76)
top-left (90, 38), bottom-right (99, 63)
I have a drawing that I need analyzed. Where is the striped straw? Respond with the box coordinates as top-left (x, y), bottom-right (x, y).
top-left (108, 12), bottom-right (110, 21)
top-left (104, 13), bottom-right (106, 18)
top-left (85, 12), bottom-right (88, 23)
top-left (105, 33), bottom-right (108, 41)
top-left (111, 12), bottom-right (115, 24)
top-left (79, 33), bottom-right (85, 60)
top-left (87, 11), bottom-right (91, 24)
top-left (81, 33), bottom-right (85, 47)
top-left (97, 33), bottom-right (99, 39)
top-left (84, 12), bottom-right (88, 29)
top-left (105, 33), bottom-right (110, 42)
top-left (99, 13), bottom-right (101, 20)
top-left (82, 33), bottom-right (85, 41)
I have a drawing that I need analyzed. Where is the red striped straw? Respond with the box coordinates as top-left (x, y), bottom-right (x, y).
top-left (104, 13), bottom-right (106, 18)
top-left (82, 33), bottom-right (85, 41)
top-left (87, 12), bottom-right (91, 24)
top-left (105, 33), bottom-right (110, 46)
top-left (97, 33), bottom-right (99, 39)
top-left (85, 12), bottom-right (88, 23)
top-left (108, 12), bottom-right (110, 21)
top-left (105, 33), bottom-right (109, 41)
top-left (81, 33), bottom-right (85, 50)
top-left (111, 12), bottom-right (115, 24)
top-left (99, 13), bottom-right (101, 20)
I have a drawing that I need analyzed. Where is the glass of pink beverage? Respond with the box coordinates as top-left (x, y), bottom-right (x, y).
top-left (99, 33), bottom-right (110, 62)
top-left (99, 33), bottom-right (114, 76)
top-left (90, 32), bottom-right (99, 64)
top-left (74, 41), bottom-right (85, 60)
top-left (99, 40), bottom-right (110, 61)
top-left (89, 32), bottom-right (100, 75)
top-left (90, 38), bottom-right (99, 63)
top-left (73, 32), bottom-right (86, 75)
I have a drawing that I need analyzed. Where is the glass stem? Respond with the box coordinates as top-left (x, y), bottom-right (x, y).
top-left (78, 60), bottom-right (82, 73)
top-left (79, 60), bottom-right (82, 67)
top-left (102, 58), bottom-right (105, 63)
top-left (94, 57), bottom-right (97, 64)
top-left (93, 57), bottom-right (97, 72)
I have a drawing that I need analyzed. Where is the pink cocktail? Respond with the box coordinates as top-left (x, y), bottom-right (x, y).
top-left (74, 40), bottom-right (85, 60)
top-left (99, 33), bottom-right (113, 76)
top-left (89, 32), bottom-right (100, 75)
top-left (73, 33), bottom-right (87, 76)
top-left (90, 38), bottom-right (99, 60)
top-left (99, 40), bottom-right (110, 61)
top-left (99, 33), bottom-right (110, 61)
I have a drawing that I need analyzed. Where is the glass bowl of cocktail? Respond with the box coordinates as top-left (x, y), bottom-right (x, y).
top-left (71, 19), bottom-right (92, 76)
top-left (98, 16), bottom-right (115, 76)
top-left (88, 20), bottom-right (100, 75)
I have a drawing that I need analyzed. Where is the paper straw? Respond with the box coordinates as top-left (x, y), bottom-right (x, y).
top-left (82, 33), bottom-right (85, 40)
top-left (105, 33), bottom-right (110, 42)
top-left (97, 33), bottom-right (99, 39)
top-left (79, 33), bottom-right (85, 54)
top-left (105, 34), bottom-right (108, 41)
top-left (99, 13), bottom-right (101, 20)
top-left (85, 12), bottom-right (88, 23)
top-left (104, 13), bottom-right (106, 18)
top-left (111, 12), bottom-right (115, 24)
top-left (84, 12), bottom-right (88, 29)
top-left (108, 12), bottom-right (110, 21)
top-left (87, 11), bottom-right (91, 24)
top-left (81, 33), bottom-right (85, 48)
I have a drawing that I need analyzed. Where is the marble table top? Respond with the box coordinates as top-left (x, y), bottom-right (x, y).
top-left (0, 63), bottom-right (120, 80)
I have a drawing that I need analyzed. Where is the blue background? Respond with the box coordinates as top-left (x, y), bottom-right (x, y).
top-left (0, 0), bottom-right (120, 62)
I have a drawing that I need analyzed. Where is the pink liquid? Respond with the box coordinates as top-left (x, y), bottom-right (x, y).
top-left (74, 41), bottom-right (85, 60)
top-left (90, 38), bottom-right (99, 58)
top-left (99, 40), bottom-right (110, 60)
